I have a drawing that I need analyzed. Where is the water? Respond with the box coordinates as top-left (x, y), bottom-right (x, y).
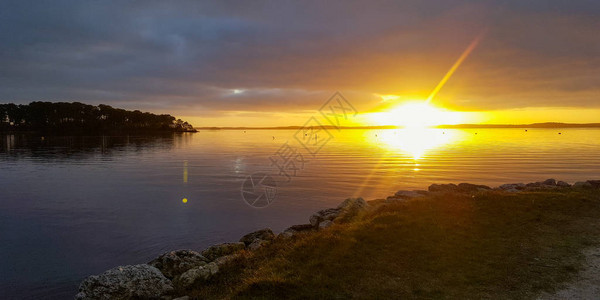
top-left (1, 128), bottom-right (599, 299)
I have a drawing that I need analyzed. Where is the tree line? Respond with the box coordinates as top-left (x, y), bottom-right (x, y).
top-left (0, 102), bottom-right (195, 133)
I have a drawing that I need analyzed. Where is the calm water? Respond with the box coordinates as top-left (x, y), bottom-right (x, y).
top-left (1, 128), bottom-right (600, 299)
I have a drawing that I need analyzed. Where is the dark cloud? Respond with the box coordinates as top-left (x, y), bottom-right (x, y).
top-left (1, 0), bottom-right (599, 117)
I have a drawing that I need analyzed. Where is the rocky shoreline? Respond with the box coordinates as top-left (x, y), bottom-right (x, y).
top-left (75, 179), bottom-right (600, 300)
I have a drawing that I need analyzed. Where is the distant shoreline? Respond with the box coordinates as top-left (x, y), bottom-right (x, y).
top-left (0, 128), bottom-right (197, 135)
top-left (195, 122), bottom-right (600, 130)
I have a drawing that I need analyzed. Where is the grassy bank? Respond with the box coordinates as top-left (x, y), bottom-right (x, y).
top-left (189, 189), bottom-right (600, 299)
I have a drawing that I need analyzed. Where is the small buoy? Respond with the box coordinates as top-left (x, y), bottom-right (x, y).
top-left (272, 136), bottom-right (275, 140)
top-left (182, 198), bottom-right (188, 203)
top-left (475, 132), bottom-right (478, 135)
top-left (525, 129), bottom-right (528, 132)
top-left (558, 132), bottom-right (562, 135)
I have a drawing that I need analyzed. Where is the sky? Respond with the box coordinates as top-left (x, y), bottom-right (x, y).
top-left (1, 0), bottom-right (599, 126)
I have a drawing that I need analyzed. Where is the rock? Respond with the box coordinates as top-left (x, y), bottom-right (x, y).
top-left (279, 231), bottom-right (294, 238)
top-left (588, 180), bottom-right (600, 188)
top-left (309, 208), bottom-right (341, 227)
top-left (201, 242), bottom-right (245, 261)
top-left (524, 183), bottom-right (558, 191)
top-left (541, 184), bottom-right (558, 189)
top-left (387, 190), bottom-right (429, 203)
top-left (543, 178), bottom-right (557, 186)
top-left (239, 228), bottom-right (275, 246)
top-left (500, 183), bottom-right (518, 190)
top-left (288, 224), bottom-right (315, 231)
top-left (176, 262), bottom-right (218, 289)
top-left (336, 197), bottom-right (369, 222)
top-left (281, 224), bottom-right (315, 238)
top-left (501, 183), bottom-right (527, 190)
top-left (573, 181), bottom-right (593, 189)
top-left (148, 250), bottom-right (208, 279)
top-left (394, 190), bottom-right (425, 198)
top-left (318, 220), bottom-right (333, 229)
top-left (428, 183), bottom-right (459, 192)
top-left (457, 183), bottom-right (492, 193)
top-left (213, 254), bottom-right (238, 266)
top-left (526, 182), bottom-right (542, 188)
top-left (309, 214), bottom-right (320, 227)
top-left (515, 183), bottom-right (527, 189)
top-left (248, 239), bottom-right (268, 250)
top-left (556, 181), bottom-right (571, 187)
top-left (75, 264), bottom-right (174, 300)
top-left (385, 196), bottom-right (407, 203)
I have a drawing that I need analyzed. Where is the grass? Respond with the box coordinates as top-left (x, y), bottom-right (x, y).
top-left (185, 189), bottom-right (600, 299)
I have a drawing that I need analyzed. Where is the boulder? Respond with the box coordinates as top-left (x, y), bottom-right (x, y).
top-left (201, 242), bottom-right (245, 261)
top-left (176, 262), bottom-right (218, 289)
top-left (148, 250), bottom-right (208, 279)
top-left (213, 254), bottom-right (239, 266)
top-left (336, 197), bottom-right (369, 222)
top-left (556, 181), bottom-right (571, 187)
top-left (287, 224), bottom-right (315, 231)
top-left (573, 181), bottom-right (593, 189)
top-left (239, 228), bottom-right (275, 246)
top-left (386, 190), bottom-right (429, 203)
top-left (280, 224), bottom-right (315, 238)
top-left (309, 214), bottom-right (320, 227)
top-left (309, 208), bottom-right (341, 227)
top-left (394, 190), bottom-right (425, 198)
top-left (588, 180), bottom-right (600, 189)
top-left (499, 183), bottom-right (526, 190)
top-left (248, 239), bottom-right (268, 250)
top-left (500, 183), bottom-right (518, 190)
top-left (75, 264), bottom-right (174, 300)
top-left (526, 182), bottom-right (542, 188)
top-left (522, 181), bottom-right (561, 190)
top-left (385, 196), bottom-right (407, 203)
top-left (428, 183), bottom-right (459, 192)
top-left (457, 183), bottom-right (491, 192)
top-left (318, 220), bottom-right (333, 230)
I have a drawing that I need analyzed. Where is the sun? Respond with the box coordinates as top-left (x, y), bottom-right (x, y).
top-left (368, 101), bottom-right (465, 128)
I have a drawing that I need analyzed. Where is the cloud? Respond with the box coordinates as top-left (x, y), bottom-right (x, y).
top-left (0, 0), bottom-right (599, 119)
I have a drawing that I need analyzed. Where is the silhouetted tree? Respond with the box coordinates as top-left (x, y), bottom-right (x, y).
top-left (0, 102), bottom-right (193, 133)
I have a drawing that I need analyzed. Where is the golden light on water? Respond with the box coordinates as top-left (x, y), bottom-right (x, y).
top-left (183, 160), bottom-right (188, 183)
top-left (370, 128), bottom-right (461, 159)
top-left (350, 128), bottom-right (466, 199)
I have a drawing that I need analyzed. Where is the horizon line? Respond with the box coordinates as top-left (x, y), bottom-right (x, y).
top-left (194, 122), bottom-right (600, 130)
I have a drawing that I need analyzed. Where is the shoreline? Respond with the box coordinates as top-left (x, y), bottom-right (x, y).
top-left (75, 178), bottom-right (600, 299)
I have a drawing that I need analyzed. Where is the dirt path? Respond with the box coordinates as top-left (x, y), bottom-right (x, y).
top-left (539, 247), bottom-right (600, 300)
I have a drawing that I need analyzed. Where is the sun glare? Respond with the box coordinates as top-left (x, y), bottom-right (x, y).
top-left (369, 101), bottom-right (464, 128)
top-left (371, 128), bottom-right (461, 159)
